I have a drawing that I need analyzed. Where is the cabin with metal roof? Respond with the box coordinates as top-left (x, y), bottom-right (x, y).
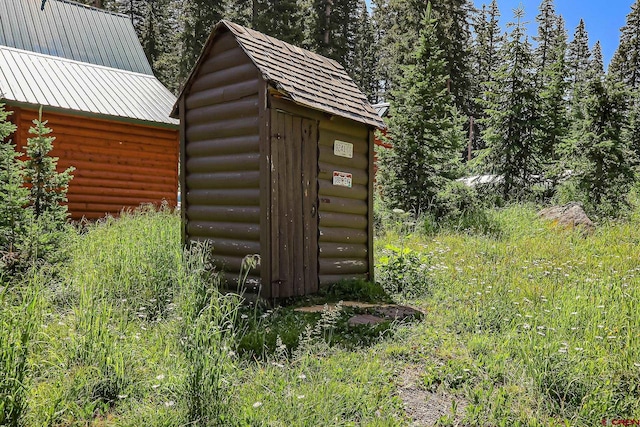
top-left (0, 0), bottom-right (178, 219)
top-left (172, 20), bottom-right (385, 298)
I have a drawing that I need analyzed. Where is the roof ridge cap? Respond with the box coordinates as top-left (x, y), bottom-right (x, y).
top-left (49, 0), bottom-right (130, 19)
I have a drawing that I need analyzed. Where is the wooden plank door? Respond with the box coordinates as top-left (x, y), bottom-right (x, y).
top-left (270, 110), bottom-right (318, 297)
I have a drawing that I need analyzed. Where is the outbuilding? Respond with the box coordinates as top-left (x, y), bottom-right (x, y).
top-left (172, 20), bottom-right (385, 298)
top-left (0, 0), bottom-right (179, 219)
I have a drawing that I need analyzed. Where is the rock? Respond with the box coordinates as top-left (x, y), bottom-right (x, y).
top-left (347, 314), bottom-right (387, 326)
top-left (538, 203), bottom-right (595, 233)
top-left (375, 305), bottom-right (423, 321)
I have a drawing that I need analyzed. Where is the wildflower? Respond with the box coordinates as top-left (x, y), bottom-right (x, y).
top-left (392, 208), bottom-right (405, 214)
top-left (152, 384), bottom-right (160, 389)
top-left (537, 331), bottom-right (545, 336)
top-left (156, 374), bottom-right (165, 380)
top-left (241, 314), bottom-right (248, 319)
top-left (595, 336), bottom-right (603, 340)
top-left (574, 347), bottom-right (584, 351)
top-left (634, 363), bottom-right (640, 368)
top-left (570, 312), bottom-right (578, 315)
top-left (117, 394), bottom-right (128, 399)
top-left (558, 348), bottom-right (567, 353)
top-left (165, 401), bottom-right (175, 407)
top-left (523, 323), bottom-right (531, 330)
top-left (298, 374), bottom-right (307, 380)
top-left (297, 395), bottom-right (305, 399)
top-left (253, 402), bottom-right (263, 408)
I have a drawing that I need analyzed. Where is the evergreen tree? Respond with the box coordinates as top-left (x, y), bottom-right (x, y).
top-left (379, 4), bottom-right (465, 214)
top-left (23, 109), bottom-right (74, 223)
top-left (303, 0), bottom-right (359, 66)
top-left (533, 0), bottom-right (559, 84)
top-left (350, 0), bottom-right (378, 101)
top-left (179, 1), bottom-right (225, 83)
top-left (253, 0), bottom-right (304, 44)
top-left (609, 0), bottom-right (640, 92)
top-left (470, 0), bottom-right (502, 151)
top-left (568, 60), bottom-right (635, 214)
top-left (537, 13), bottom-right (569, 184)
top-left (566, 19), bottom-right (590, 112)
top-left (0, 104), bottom-right (28, 261)
top-left (480, 7), bottom-right (540, 199)
top-left (430, 0), bottom-right (474, 113)
top-left (372, 0), bottom-right (430, 99)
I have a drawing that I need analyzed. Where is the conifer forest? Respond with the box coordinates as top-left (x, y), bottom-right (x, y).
top-left (74, 0), bottom-right (640, 218)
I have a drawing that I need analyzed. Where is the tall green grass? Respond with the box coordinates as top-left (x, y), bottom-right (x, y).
top-left (377, 203), bottom-right (640, 425)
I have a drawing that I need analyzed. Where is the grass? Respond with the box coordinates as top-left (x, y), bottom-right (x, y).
top-left (2, 202), bottom-right (640, 425)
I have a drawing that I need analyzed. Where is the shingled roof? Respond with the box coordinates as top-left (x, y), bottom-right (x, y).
top-left (175, 20), bottom-right (385, 129)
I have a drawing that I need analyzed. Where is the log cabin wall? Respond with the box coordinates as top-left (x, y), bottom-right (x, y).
top-left (181, 32), bottom-right (263, 287)
top-left (10, 107), bottom-right (178, 220)
top-left (317, 117), bottom-right (373, 286)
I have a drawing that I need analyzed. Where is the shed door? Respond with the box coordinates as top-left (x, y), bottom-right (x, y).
top-left (270, 110), bottom-right (319, 297)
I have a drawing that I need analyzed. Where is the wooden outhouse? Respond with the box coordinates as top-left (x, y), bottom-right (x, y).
top-left (0, 0), bottom-right (178, 219)
top-left (172, 20), bottom-right (385, 298)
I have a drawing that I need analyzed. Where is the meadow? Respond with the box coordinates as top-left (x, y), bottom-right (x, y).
top-left (2, 202), bottom-right (640, 426)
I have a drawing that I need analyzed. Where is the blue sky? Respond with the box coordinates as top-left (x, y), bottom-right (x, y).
top-left (472, 0), bottom-right (634, 68)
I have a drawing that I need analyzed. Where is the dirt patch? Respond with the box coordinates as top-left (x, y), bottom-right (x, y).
top-left (397, 365), bottom-right (467, 426)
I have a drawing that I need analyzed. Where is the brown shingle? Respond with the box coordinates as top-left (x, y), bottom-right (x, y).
top-left (175, 20), bottom-right (385, 129)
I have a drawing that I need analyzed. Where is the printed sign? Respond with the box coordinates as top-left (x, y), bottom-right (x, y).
top-left (333, 171), bottom-right (353, 188)
top-left (334, 140), bottom-right (354, 158)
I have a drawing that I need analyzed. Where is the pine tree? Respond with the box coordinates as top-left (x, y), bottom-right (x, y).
top-left (23, 109), bottom-right (74, 223)
top-left (568, 59), bottom-right (635, 215)
top-left (537, 12), bottom-right (569, 184)
top-left (303, 0), bottom-right (359, 66)
top-left (379, 4), bottom-right (465, 214)
top-left (609, 0), bottom-right (640, 92)
top-left (480, 7), bottom-right (540, 199)
top-left (533, 0), bottom-right (559, 84)
top-left (567, 19), bottom-right (590, 113)
top-left (372, 0), bottom-right (427, 98)
top-left (0, 104), bottom-right (28, 261)
top-left (470, 0), bottom-right (502, 151)
top-left (253, 0), bottom-right (303, 44)
top-left (178, 0), bottom-right (225, 83)
top-left (350, 0), bottom-right (378, 101)
top-left (430, 0), bottom-right (474, 114)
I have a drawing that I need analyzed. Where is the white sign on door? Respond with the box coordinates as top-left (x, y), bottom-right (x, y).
top-left (333, 171), bottom-right (353, 188)
top-left (334, 140), bottom-right (353, 158)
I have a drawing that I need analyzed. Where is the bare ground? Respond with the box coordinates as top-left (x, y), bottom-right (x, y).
top-left (397, 365), bottom-right (468, 426)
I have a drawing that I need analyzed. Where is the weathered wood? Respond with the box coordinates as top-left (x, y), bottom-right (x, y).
top-left (319, 242), bottom-right (367, 258)
top-left (186, 79), bottom-right (260, 110)
top-left (318, 212), bottom-right (367, 229)
top-left (317, 164), bottom-right (368, 185)
top-left (317, 130), bottom-right (369, 152)
top-left (258, 81), bottom-right (271, 299)
top-left (186, 97), bottom-right (259, 125)
top-left (186, 135), bottom-right (260, 157)
top-left (207, 237), bottom-right (261, 257)
top-left (319, 117), bottom-right (369, 139)
top-left (186, 153), bottom-right (260, 173)
top-left (188, 221), bottom-right (260, 240)
top-left (187, 188), bottom-right (260, 206)
top-left (199, 42), bottom-right (249, 75)
top-left (318, 195), bottom-right (367, 215)
top-left (186, 116), bottom-right (259, 141)
top-left (68, 167), bottom-right (176, 185)
top-left (367, 128), bottom-right (374, 282)
top-left (58, 159), bottom-right (177, 178)
top-left (191, 63), bottom-right (260, 94)
top-left (186, 170), bottom-right (260, 189)
top-left (318, 258), bottom-right (368, 275)
top-left (317, 179), bottom-right (367, 200)
top-left (318, 146), bottom-right (368, 169)
top-left (186, 205), bottom-right (261, 223)
top-left (318, 227), bottom-right (367, 244)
